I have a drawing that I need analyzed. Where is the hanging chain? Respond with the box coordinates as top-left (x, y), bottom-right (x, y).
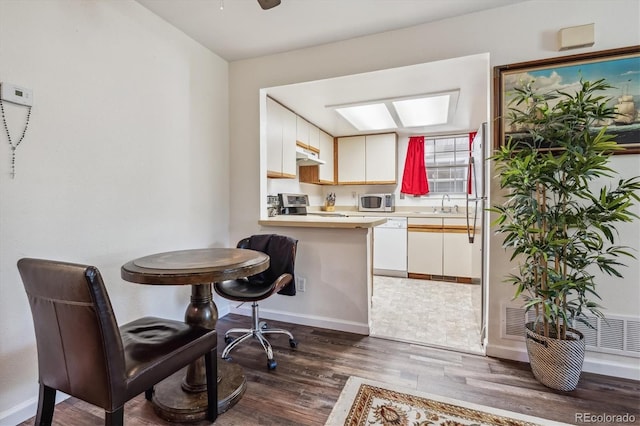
top-left (0, 99), bottom-right (32, 179)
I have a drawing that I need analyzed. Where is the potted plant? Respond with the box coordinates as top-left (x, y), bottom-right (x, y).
top-left (491, 78), bottom-right (640, 391)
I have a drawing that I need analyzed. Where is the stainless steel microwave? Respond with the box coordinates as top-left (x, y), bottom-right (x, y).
top-left (358, 193), bottom-right (395, 212)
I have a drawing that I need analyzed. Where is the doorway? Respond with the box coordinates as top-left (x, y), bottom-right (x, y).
top-left (370, 275), bottom-right (483, 354)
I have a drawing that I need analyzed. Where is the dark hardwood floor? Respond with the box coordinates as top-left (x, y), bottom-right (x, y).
top-left (20, 314), bottom-right (640, 425)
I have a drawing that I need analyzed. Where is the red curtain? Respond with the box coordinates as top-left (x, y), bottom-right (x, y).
top-left (468, 131), bottom-right (477, 194)
top-left (401, 136), bottom-right (429, 196)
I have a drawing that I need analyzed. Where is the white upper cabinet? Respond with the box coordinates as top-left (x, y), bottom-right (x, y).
top-left (337, 133), bottom-right (396, 184)
top-left (337, 135), bottom-right (366, 184)
top-left (266, 98), bottom-right (283, 177)
top-left (365, 133), bottom-right (397, 183)
top-left (297, 116), bottom-right (320, 154)
top-left (281, 107), bottom-right (297, 178)
top-left (318, 130), bottom-right (334, 184)
top-left (308, 123), bottom-right (320, 153)
top-left (266, 98), bottom-right (296, 178)
top-left (296, 115), bottom-right (309, 148)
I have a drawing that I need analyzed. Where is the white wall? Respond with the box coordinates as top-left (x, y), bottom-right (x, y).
top-left (0, 0), bottom-right (229, 422)
top-left (233, 226), bottom-right (373, 334)
top-left (229, 0), bottom-right (640, 377)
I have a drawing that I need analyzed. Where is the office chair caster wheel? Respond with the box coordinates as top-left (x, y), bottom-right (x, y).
top-left (224, 336), bottom-right (234, 344)
top-left (289, 338), bottom-right (298, 348)
top-left (259, 321), bottom-right (267, 329)
top-left (267, 359), bottom-right (277, 370)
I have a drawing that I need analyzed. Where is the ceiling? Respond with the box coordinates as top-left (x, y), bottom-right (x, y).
top-left (136, 0), bottom-right (526, 136)
top-left (265, 54), bottom-right (490, 137)
top-left (136, 0), bottom-right (526, 62)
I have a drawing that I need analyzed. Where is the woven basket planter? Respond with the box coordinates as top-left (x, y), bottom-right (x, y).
top-left (525, 322), bottom-right (585, 391)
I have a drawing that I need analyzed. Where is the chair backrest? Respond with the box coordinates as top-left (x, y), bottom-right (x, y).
top-left (17, 258), bottom-right (126, 409)
top-left (238, 234), bottom-right (297, 295)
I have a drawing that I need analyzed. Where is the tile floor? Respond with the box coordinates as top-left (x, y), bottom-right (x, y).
top-left (370, 275), bottom-right (484, 354)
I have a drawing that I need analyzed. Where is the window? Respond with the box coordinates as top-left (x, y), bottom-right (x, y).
top-left (424, 135), bottom-right (469, 194)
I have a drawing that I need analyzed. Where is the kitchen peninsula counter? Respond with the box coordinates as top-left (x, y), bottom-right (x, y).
top-left (259, 215), bottom-right (386, 228)
top-left (249, 214), bottom-right (380, 336)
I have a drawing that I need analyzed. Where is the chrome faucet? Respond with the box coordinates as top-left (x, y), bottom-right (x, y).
top-left (441, 194), bottom-right (450, 212)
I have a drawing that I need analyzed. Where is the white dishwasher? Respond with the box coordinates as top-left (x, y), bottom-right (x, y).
top-left (373, 217), bottom-right (407, 277)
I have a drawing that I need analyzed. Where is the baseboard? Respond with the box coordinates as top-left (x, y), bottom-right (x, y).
top-left (582, 357), bottom-right (640, 381)
top-left (0, 392), bottom-right (69, 426)
top-left (373, 269), bottom-right (407, 278)
top-left (486, 343), bottom-right (640, 381)
top-left (216, 300), bottom-right (231, 318)
top-left (224, 305), bottom-right (370, 335)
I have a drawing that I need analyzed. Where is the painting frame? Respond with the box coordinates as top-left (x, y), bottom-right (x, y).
top-left (493, 46), bottom-right (640, 154)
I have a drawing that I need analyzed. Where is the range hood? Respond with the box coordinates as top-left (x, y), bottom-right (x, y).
top-left (296, 146), bottom-right (325, 166)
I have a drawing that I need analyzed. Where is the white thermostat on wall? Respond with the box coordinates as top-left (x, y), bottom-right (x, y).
top-left (0, 82), bottom-right (33, 107)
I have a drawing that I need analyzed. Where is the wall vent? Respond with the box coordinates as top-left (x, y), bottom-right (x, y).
top-left (502, 304), bottom-right (640, 358)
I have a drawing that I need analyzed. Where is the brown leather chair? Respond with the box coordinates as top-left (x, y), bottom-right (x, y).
top-left (17, 258), bottom-right (218, 426)
top-left (214, 234), bottom-right (298, 370)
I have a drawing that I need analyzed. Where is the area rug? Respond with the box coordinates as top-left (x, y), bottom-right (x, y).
top-left (325, 376), bottom-right (571, 426)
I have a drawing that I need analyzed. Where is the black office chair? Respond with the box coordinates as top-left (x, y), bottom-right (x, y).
top-left (214, 234), bottom-right (298, 370)
top-left (17, 258), bottom-right (218, 425)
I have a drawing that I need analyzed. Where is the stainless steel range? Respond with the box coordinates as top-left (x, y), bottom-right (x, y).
top-left (278, 193), bottom-right (309, 215)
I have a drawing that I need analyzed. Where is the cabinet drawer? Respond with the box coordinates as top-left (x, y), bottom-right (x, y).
top-left (408, 217), bottom-right (442, 228)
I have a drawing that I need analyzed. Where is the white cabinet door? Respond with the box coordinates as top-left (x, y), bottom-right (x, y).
top-left (281, 107), bottom-right (297, 178)
top-left (266, 98), bottom-right (296, 178)
top-left (308, 123), bottom-right (320, 153)
top-left (443, 218), bottom-right (475, 278)
top-left (365, 133), bottom-right (397, 183)
top-left (443, 232), bottom-right (473, 277)
top-left (318, 130), bottom-right (334, 184)
top-left (337, 135), bottom-right (366, 184)
top-left (407, 218), bottom-right (442, 275)
top-left (266, 98), bottom-right (284, 178)
top-left (408, 230), bottom-right (443, 275)
top-left (296, 116), bottom-right (309, 148)
top-left (336, 133), bottom-right (396, 184)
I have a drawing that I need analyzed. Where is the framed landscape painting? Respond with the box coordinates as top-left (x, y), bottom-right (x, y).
top-left (494, 46), bottom-right (640, 154)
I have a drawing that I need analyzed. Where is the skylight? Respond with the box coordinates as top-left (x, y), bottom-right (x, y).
top-left (393, 95), bottom-right (450, 127)
top-left (330, 90), bottom-right (459, 132)
top-left (334, 103), bottom-right (397, 131)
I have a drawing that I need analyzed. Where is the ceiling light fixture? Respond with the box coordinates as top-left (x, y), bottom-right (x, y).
top-left (257, 0), bottom-right (281, 10)
top-left (328, 90), bottom-right (460, 132)
top-left (393, 94), bottom-right (451, 127)
top-left (334, 103), bottom-right (397, 131)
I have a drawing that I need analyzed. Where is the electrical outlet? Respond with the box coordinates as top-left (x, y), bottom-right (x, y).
top-left (351, 191), bottom-right (357, 199)
top-left (0, 82), bottom-right (33, 107)
top-left (296, 277), bottom-right (306, 292)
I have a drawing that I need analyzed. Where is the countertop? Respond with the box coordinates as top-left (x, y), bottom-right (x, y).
top-left (305, 207), bottom-right (469, 219)
top-left (259, 215), bottom-right (387, 229)
top-left (259, 206), bottom-right (474, 228)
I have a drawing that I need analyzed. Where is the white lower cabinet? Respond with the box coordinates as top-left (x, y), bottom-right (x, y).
top-left (407, 218), bottom-right (442, 276)
top-left (443, 231), bottom-right (473, 277)
top-left (408, 216), bottom-right (476, 280)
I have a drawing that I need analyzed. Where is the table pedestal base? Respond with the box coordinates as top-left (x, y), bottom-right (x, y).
top-left (151, 360), bottom-right (246, 422)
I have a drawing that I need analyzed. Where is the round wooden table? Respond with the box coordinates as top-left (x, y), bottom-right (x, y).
top-left (121, 248), bottom-right (269, 422)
